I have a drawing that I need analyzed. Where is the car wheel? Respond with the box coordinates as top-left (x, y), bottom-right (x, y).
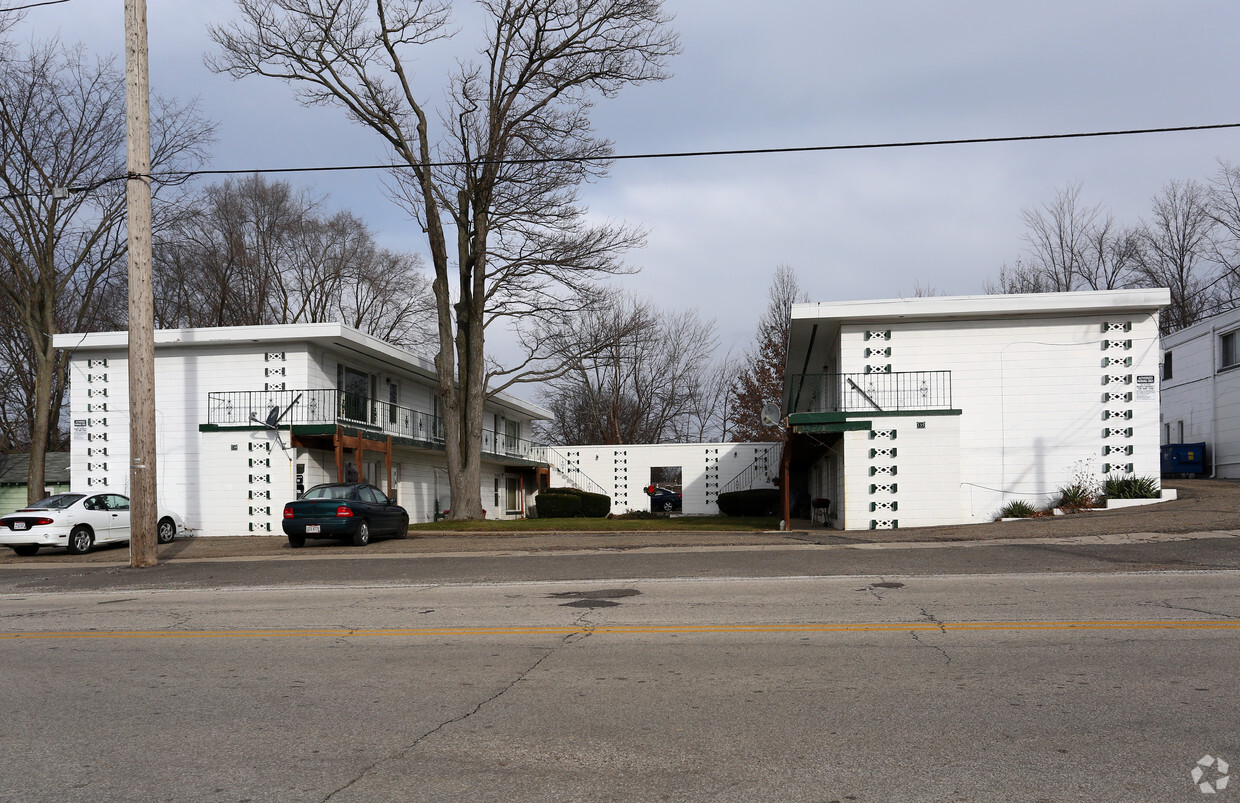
top-left (352, 521), bottom-right (370, 547)
top-left (11, 544), bottom-right (38, 557)
top-left (395, 515), bottom-right (409, 538)
top-left (288, 534), bottom-right (305, 548)
top-left (662, 501), bottom-right (674, 512)
top-left (156, 517), bottom-right (176, 544)
top-left (66, 526), bottom-right (94, 555)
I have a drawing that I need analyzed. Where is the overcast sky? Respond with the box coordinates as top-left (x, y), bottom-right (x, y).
top-left (19, 0), bottom-right (1240, 373)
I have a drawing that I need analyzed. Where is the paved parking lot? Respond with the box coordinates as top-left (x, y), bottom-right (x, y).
top-left (1, 478), bottom-right (1235, 565)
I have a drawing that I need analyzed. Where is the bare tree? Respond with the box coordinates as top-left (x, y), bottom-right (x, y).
top-left (1136, 179), bottom-right (1218, 335)
top-left (209, 0), bottom-right (680, 518)
top-left (0, 40), bottom-right (211, 501)
top-left (536, 295), bottom-right (725, 444)
top-left (154, 175), bottom-right (434, 347)
top-left (730, 264), bottom-right (807, 442)
top-left (1202, 161), bottom-right (1240, 318)
top-left (986, 183), bottom-right (1142, 296)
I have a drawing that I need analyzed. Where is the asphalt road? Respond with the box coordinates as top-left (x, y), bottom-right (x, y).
top-left (3, 553), bottom-right (1239, 802)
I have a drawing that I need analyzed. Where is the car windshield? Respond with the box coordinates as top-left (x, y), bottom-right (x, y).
top-left (27, 493), bottom-right (84, 509)
top-left (302, 485), bottom-right (354, 500)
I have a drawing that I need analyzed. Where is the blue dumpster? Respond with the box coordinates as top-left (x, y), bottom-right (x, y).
top-left (1160, 442), bottom-right (1206, 476)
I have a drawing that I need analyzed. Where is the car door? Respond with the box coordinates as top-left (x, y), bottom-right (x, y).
top-left (102, 494), bottom-right (131, 543)
top-left (362, 485), bottom-right (398, 533)
top-left (79, 494), bottom-right (117, 539)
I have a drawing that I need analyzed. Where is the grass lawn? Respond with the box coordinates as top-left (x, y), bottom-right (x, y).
top-left (408, 515), bottom-right (782, 533)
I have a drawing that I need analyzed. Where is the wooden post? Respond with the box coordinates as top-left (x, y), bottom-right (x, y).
top-left (385, 436), bottom-right (393, 496)
top-left (125, 0), bottom-right (157, 568)
top-left (780, 435), bottom-right (792, 531)
top-left (334, 428), bottom-right (343, 482)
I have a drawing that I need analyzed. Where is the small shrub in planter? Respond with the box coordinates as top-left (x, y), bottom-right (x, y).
top-left (717, 488), bottom-right (780, 516)
top-left (1054, 484), bottom-right (1097, 510)
top-left (998, 500), bottom-right (1037, 519)
top-left (1103, 474), bottom-right (1160, 499)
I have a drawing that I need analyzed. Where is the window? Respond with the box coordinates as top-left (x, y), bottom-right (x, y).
top-left (1222, 332), bottom-right (1240, 370)
top-left (505, 418), bottom-right (520, 453)
top-left (1178, 421), bottom-right (1185, 443)
top-left (1162, 350), bottom-right (1172, 380)
top-left (388, 381), bottom-right (399, 425)
top-left (1165, 423), bottom-right (1171, 445)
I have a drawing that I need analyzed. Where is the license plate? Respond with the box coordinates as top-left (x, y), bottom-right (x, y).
top-left (305, 524), bottom-right (320, 534)
top-left (13, 522), bottom-right (26, 530)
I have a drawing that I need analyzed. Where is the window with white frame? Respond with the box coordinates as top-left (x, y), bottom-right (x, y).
top-left (1222, 331), bottom-right (1240, 370)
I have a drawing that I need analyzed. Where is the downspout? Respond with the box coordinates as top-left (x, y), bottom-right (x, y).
top-left (780, 432), bottom-right (792, 530)
top-left (1211, 320), bottom-right (1218, 477)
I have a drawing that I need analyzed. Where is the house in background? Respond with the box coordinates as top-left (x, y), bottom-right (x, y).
top-left (781, 288), bottom-right (1170, 530)
top-left (0, 453), bottom-right (71, 513)
top-left (1159, 306), bottom-right (1240, 477)
top-left (51, 324), bottom-right (553, 536)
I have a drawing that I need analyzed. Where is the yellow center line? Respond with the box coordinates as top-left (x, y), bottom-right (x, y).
top-left (0, 620), bottom-right (1238, 640)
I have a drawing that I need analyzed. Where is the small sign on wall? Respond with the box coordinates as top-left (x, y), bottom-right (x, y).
top-left (72, 419), bottom-right (88, 441)
top-left (1134, 375), bottom-right (1156, 402)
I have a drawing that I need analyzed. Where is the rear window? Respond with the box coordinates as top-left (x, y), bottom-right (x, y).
top-left (302, 485), bottom-right (354, 500)
top-left (29, 494), bottom-right (84, 509)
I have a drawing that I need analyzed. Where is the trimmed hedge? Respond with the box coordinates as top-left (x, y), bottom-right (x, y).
top-left (717, 488), bottom-right (780, 517)
top-left (535, 487), bottom-right (611, 518)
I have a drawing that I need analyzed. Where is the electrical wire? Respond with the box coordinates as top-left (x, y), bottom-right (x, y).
top-left (1, 0), bottom-right (71, 11)
top-left (4, 121), bottom-right (1239, 199)
top-left (165, 122), bottom-right (1240, 180)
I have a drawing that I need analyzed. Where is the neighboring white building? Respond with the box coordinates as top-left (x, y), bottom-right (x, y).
top-left (781, 289), bottom-right (1170, 530)
top-left (546, 442), bottom-right (782, 515)
top-left (52, 324), bottom-right (552, 536)
top-left (1160, 306), bottom-right (1240, 476)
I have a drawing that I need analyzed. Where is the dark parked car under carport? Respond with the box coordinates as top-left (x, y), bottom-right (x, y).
top-left (282, 483), bottom-right (408, 547)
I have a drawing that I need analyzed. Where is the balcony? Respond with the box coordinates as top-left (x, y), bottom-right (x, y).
top-left (206, 388), bottom-right (547, 463)
top-left (788, 371), bottom-right (953, 414)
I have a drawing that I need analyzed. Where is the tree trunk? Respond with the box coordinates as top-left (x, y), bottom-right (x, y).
top-left (27, 338), bottom-right (53, 504)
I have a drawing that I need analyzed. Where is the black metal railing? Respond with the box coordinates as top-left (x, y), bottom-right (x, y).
top-left (788, 371), bottom-right (952, 414)
top-left (719, 443), bottom-right (783, 495)
top-left (206, 388), bottom-right (547, 462)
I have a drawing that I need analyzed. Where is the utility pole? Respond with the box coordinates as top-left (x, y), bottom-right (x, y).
top-left (125, 0), bottom-right (157, 568)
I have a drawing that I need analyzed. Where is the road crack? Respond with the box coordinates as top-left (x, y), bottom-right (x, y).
top-left (1157, 601), bottom-right (1240, 620)
top-left (321, 615), bottom-right (595, 802)
top-left (911, 607), bottom-right (950, 665)
top-left (909, 630), bottom-right (952, 666)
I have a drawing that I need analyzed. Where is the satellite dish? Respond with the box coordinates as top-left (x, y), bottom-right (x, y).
top-left (249, 393), bottom-right (303, 451)
top-left (761, 402), bottom-right (781, 427)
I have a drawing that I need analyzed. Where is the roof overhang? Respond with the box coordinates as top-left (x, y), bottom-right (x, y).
top-left (784, 289), bottom-right (1171, 412)
top-left (52, 324), bottom-right (552, 421)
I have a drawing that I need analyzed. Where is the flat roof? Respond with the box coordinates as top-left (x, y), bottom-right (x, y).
top-left (51, 323), bottom-right (551, 420)
top-left (791, 288), bottom-right (1170, 325)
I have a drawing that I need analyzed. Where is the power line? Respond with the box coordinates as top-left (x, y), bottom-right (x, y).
top-left (165, 121), bottom-right (1240, 180)
top-left (5, 121), bottom-right (1239, 198)
top-left (1, 0), bottom-right (71, 11)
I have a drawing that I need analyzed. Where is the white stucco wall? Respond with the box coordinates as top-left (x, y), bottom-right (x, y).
top-left (819, 304), bottom-right (1162, 528)
top-left (840, 414), bottom-right (962, 530)
top-left (58, 324), bottom-right (551, 535)
top-left (546, 442), bottom-right (780, 515)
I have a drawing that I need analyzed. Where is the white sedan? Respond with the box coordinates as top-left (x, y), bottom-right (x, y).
top-left (0, 493), bottom-right (188, 556)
